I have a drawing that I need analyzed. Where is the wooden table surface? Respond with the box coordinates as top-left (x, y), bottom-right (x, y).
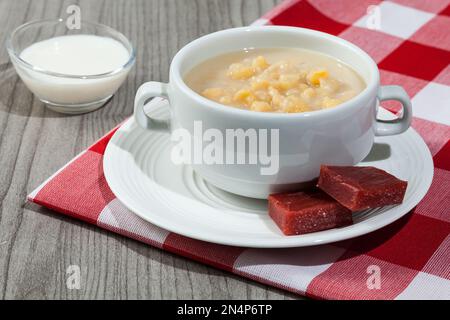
top-left (0, 0), bottom-right (301, 299)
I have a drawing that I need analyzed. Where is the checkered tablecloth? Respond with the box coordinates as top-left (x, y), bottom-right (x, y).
top-left (28, 0), bottom-right (450, 299)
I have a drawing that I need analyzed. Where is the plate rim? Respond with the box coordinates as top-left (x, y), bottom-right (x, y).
top-left (103, 109), bottom-right (434, 248)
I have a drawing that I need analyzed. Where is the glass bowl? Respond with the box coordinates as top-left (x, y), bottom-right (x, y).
top-left (6, 19), bottom-right (136, 114)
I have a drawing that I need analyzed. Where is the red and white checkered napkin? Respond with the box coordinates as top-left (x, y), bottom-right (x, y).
top-left (28, 0), bottom-right (450, 299)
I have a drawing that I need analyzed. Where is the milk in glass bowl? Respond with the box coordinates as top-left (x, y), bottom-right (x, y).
top-left (6, 19), bottom-right (136, 114)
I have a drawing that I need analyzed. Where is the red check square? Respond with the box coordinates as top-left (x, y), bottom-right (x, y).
top-left (347, 213), bottom-right (450, 271)
top-left (306, 252), bottom-right (418, 300)
top-left (410, 15), bottom-right (450, 51)
top-left (89, 126), bottom-right (120, 155)
top-left (379, 70), bottom-right (428, 112)
top-left (163, 233), bottom-right (245, 272)
top-left (415, 169), bottom-right (450, 223)
top-left (412, 117), bottom-right (450, 156)
top-left (423, 234), bottom-right (450, 280)
top-left (434, 140), bottom-right (450, 171)
top-left (339, 27), bottom-right (403, 63)
top-left (440, 4), bottom-right (450, 16)
top-left (379, 41), bottom-right (450, 81)
top-left (271, 0), bottom-right (349, 35)
top-left (32, 151), bottom-right (116, 225)
top-left (434, 65), bottom-right (450, 86)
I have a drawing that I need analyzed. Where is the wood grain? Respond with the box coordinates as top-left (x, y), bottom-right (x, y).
top-left (0, 0), bottom-right (300, 300)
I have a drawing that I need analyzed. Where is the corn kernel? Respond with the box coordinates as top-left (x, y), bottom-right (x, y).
top-left (227, 64), bottom-right (254, 80)
top-left (252, 56), bottom-right (269, 70)
top-left (268, 71), bottom-right (280, 81)
top-left (301, 87), bottom-right (316, 100)
top-left (285, 88), bottom-right (301, 96)
top-left (320, 78), bottom-right (339, 93)
top-left (245, 94), bottom-right (255, 105)
top-left (251, 101), bottom-right (272, 112)
top-left (234, 89), bottom-right (254, 105)
top-left (254, 90), bottom-right (271, 102)
top-left (219, 96), bottom-right (232, 105)
top-left (322, 97), bottom-right (341, 108)
top-left (202, 88), bottom-right (224, 101)
top-left (234, 89), bottom-right (251, 100)
top-left (282, 96), bottom-right (309, 113)
top-left (251, 79), bottom-right (270, 90)
top-left (273, 74), bottom-right (300, 91)
top-left (271, 94), bottom-right (284, 108)
top-left (307, 69), bottom-right (329, 86)
top-left (268, 86), bottom-right (280, 97)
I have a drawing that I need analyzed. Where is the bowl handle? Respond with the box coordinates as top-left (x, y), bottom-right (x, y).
top-left (134, 82), bottom-right (170, 132)
top-left (375, 85), bottom-right (412, 136)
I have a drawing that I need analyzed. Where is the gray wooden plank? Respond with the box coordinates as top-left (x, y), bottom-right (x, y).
top-left (0, 0), bottom-right (299, 299)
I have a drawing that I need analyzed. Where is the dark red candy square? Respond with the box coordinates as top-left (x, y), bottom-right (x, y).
top-left (317, 165), bottom-right (408, 212)
top-left (268, 189), bottom-right (352, 236)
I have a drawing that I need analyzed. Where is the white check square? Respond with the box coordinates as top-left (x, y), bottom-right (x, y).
top-left (354, 1), bottom-right (434, 39)
top-left (396, 272), bottom-right (450, 300)
top-left (412, 82), bottom-right (450, 125)
top-left (233, 245), bottom-right (346, 293)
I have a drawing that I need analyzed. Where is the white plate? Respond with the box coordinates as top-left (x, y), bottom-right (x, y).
top-left (103, 101), bottom-right (433, 248)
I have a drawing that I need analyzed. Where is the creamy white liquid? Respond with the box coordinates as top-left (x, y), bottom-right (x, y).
top-left (20, 35), bottom-right (130, 75)
top-left (185, 48), bottom-right (366, 112)
top-left (15, 35), bottom-right (132, 108)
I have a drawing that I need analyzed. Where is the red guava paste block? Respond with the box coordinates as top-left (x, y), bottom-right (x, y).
top-left (317, 165), bottom-right (408, 212)
top-left (268, 190), bottom-right (353, 236)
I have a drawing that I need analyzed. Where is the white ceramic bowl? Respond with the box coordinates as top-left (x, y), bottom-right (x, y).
top-left (133, 26), bottom-right (412, 199)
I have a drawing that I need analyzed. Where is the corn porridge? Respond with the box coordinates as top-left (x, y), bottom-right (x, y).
top-left (184, 48), bottom-right (366, 113)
